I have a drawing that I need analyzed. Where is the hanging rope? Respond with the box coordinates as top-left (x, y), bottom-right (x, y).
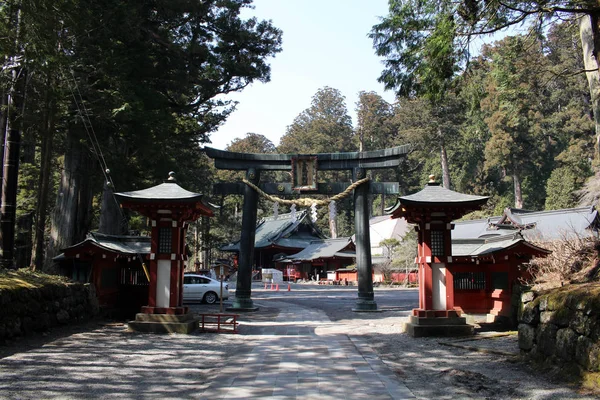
top-left (60, 66), bottom-right (127, 229)
top-left (242, 176), bottom-right (370, 207)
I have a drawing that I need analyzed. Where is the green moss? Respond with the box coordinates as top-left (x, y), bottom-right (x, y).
top-left (582, 371), bottom-right (600, 394)
top-left (0, 269), bottom-right (70, 291)
top-left (540, 283), bottom-right (600, 312)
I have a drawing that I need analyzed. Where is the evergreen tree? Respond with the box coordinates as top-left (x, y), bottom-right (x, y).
top-left (278, 87), bottom-right (354, 154)
top-left (0, 0), bottom-right (283, 269)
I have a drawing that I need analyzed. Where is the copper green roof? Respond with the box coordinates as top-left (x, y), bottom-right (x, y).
top-left (276, 238), bottom-right (355, 262)
top-left (221, 210), bottom-right (325, 252)
top-left (452, 206), bottom-right (600, 241)
top-left (398, 182), bottom-right (488, 205)
top-left (57, 232), bottom-right (151, 257)
top-left (387, 180), bottom-right (489, 219)
top-left (452, 232), bottom-right (549, 257)
top-left (114, 181), bottom-right (205, 204)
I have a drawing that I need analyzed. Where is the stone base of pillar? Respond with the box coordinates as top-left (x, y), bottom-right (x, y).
top-left (404, 308), bottom-right (474, 337)
top-left (128, 312), bottom-right (197, 334)
top-left (140, 306), bottom-right (188, 315)
top-left (226, 297), bottom-right (258, 312)
top-left (352, 298), bottom-right (379, 312)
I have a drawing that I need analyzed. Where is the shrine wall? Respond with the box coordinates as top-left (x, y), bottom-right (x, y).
top-left (0, 282), bottom-right (99, 343)
top-left (518, 283), bottom-right (600, 372)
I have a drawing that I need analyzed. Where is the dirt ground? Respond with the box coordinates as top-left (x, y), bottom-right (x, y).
top-left (1, 297), bottom-right (599, 399)
top-left (321, 312), bottom-right (599, 399)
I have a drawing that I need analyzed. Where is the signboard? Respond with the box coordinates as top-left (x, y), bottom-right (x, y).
top-left (291, 156), bottom-right (318, 191)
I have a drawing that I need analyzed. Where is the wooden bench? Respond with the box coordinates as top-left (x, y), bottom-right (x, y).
top-left (198, 313), bottom-right (239, 334)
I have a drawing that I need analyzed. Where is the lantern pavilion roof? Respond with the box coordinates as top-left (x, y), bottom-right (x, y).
top-left (114, 172), bottom-right (214, 219)
top-left (387, 176), bottom-right (488, 222)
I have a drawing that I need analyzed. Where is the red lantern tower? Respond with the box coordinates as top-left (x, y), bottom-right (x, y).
top-left (114, 172), bottom-right (213, 333)
top-left (388, 176), bottom-right (488, 337)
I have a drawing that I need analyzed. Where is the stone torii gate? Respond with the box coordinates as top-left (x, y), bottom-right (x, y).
top-left (204, 146), bottom-right (410, 312)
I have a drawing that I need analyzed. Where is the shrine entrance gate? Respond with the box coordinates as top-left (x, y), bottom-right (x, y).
top-left (204, 146), bottom-right (410, 311)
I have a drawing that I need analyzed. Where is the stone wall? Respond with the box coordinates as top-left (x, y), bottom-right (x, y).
top-left (0, 282), bottom-right (99, 342)
top-left (518, 283), bottom-right (600, 371)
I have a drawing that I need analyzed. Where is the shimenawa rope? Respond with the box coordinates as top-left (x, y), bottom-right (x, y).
top-left (241, 176), bottom-right (370, 207)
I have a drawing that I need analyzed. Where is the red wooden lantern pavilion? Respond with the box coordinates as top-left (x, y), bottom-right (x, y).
top-left (114, 172), bottom-right (213, 333)
top-left (388, 176), bottom-right (488, 337)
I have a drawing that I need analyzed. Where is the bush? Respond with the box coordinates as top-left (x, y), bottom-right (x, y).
top-left (528, 232), bottom-right (600, 289)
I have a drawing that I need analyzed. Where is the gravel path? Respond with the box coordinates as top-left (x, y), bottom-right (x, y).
top-left (0, 289), bottom-right (597, 399)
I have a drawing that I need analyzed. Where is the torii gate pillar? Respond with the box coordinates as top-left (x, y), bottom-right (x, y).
top-left (353, 167), bottom-right (377, 311)
top-left (205, 146), bottom-right (410, 313)
top-left (231, 168), bottom-right (260, 311)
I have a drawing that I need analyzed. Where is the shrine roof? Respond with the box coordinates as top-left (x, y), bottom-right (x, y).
top-left (360, 216), bottom-right (411, 256)
top-left (57, 232), bottom-right (151, 257)
top-left (396, 182), bottom-right (488, 206)
top-left (114, 181), bottom-right (205, 203)
top-left (452, 232), bottom-right (549, 257)
top-left (453, 206), bottom-right (600, 242)
top-left (275, 238), bottom-right (356, 262)
top-left (220, 210), bottom-right (326, 252)
top-left (386, 177), bottom-right (488, 220)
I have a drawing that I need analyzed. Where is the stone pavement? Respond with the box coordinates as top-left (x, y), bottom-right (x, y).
top-left (201, 299), bottom-right (415, 399)
top-left (0, 297), bottom-right (415, 399)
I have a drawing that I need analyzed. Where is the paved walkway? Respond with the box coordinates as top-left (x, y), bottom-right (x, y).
top-left (0, 299), bottom-right (415, 399)
top-left (202, 300), bottom-right (415, 399)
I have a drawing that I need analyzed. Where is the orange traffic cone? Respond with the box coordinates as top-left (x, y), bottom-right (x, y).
top-left (276, 284), bottom-right (279, 291)
top-left (287, 283), bottom-right (291, 291)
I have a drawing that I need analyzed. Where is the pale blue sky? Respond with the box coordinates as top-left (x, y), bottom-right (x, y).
top-left (208, 0), bottom-right (395, 150)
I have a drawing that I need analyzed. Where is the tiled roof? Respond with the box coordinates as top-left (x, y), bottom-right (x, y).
top-left (57, 232), bottom-right (151, 257)
top-left (114, 178), bottom-right (206, 204)
top-left (453, 206), bottom-right (600, 241)
top-left (277, 238), bottom-right (355, 262)
top-left (452, 232), bottom-right (549, 257)
top-left (398, 183), bottom-right (488, 205)
top-left (221, 210), bottom-right (325, 251)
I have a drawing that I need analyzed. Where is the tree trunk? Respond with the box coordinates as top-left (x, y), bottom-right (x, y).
top-left (31, 90), bottom-right (55, 271)
top-left (358, 126), bottom-right (364, 152)
top-left (98, 181), bottom-right (125, 234)
top-left (43, 128), bottom-right (95, 271)
top-left (15, 99), bottom-right (35, 269)
top-left (439, 130), bottom-right (451, 189)
top-left (0, 92), bottom-right (7, 183)
top-left (513, 172), bottom-right (523, 209)
top-left (580, 15), bottom-right (600, 161)
top-left (0, 67), bottom-right (26, 269)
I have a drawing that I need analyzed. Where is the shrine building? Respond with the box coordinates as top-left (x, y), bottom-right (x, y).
top-left (53, 232), bottom-right (150, 317)
top-left (275, 237), bottom-right (356, 281)
top-left (388, 176), bottom-right (550, 336)
top-left (221, 210), bottom-right (326, 274)
top-left (114, 172), bottom-right (214, 333)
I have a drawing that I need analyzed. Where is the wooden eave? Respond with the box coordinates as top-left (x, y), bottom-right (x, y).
top-left (391, 203), bottom-right (487, 223)
top-left (119, 200), bottom-right (214, 220)
top-left (452, 241), bottom-right (550, 265)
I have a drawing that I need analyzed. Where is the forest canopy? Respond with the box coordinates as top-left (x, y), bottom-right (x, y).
top-left (0, 1), bottom-right (597, 270)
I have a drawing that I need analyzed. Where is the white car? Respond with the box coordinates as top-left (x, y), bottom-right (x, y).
top-left (183, 274), bottom-right (229, 304)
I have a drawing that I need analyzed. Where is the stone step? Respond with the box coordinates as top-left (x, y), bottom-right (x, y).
top-left (404, 322), bottom-right (474, 338)
top-left (409, 315), bottom-right (467, 326)
top-left (128, 320), bottom-right (197, 334)
top-left (134, 313), bottom-right (196, 323)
